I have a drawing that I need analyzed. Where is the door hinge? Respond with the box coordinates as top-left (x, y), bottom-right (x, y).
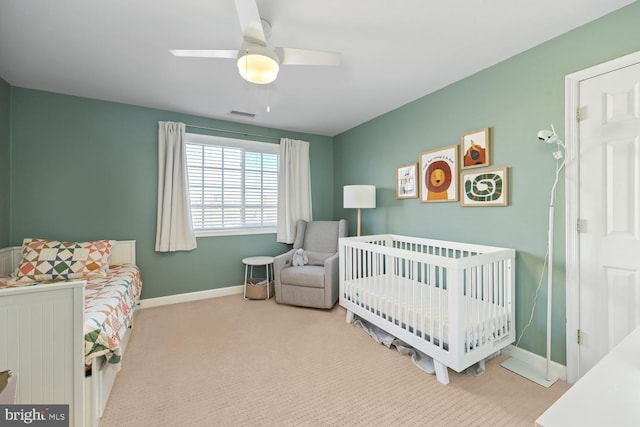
top-left (576, 107), bottom-right (581, 122)
top-left (577, 329), bottom-right (581, 345)
top-left (577, 219), bottom-right (582, 233)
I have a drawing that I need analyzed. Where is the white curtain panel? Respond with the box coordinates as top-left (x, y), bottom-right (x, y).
top-left (155, 121), bottom-right (197, 252)
top-left (277, 138), bottom-right (313, 243)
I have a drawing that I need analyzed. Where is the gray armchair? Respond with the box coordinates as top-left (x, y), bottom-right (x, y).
top-left (274, 219), bottom-right (348, 309)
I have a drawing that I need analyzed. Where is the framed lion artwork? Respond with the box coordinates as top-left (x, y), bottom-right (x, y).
top-left (419, 145), bottom-right (459, 202)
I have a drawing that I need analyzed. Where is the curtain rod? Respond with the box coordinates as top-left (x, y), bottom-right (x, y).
top-left (185, 124), bottom-right (281, 141)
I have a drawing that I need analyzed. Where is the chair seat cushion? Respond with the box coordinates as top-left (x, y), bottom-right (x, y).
top-left (280, 265), bottom-right (325, 288)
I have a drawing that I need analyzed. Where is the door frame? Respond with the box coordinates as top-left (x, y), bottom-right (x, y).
top-left (565, 49), bottom-right (640, 384)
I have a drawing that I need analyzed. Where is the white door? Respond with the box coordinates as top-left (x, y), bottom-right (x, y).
top-left (577, 61), bottom-right (640, 378)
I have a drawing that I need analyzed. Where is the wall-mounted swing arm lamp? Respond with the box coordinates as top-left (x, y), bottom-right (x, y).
top-left (343, 185), bottom-right (376, 237)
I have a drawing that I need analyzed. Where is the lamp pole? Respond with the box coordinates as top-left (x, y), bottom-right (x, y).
top-left (546, 203), bottom-right (554, 381)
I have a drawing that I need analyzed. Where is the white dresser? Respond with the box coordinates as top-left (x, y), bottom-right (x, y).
top-left (536, 327), bottom-right (640, 426)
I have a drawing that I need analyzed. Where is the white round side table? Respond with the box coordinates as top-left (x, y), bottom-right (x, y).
top-left (242, 256), bottom-right (275, 300)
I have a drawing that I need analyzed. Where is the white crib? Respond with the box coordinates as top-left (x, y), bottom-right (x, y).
top-left (339, 234), bottom-right (515, 384)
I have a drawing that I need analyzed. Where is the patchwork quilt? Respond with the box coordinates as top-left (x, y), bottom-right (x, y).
top-left (84, 264), bottom-right (142, 370)
top-left (0, 264), bottom-right (142, 371)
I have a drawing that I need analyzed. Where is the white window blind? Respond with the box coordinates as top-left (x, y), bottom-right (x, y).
top-left (186, 133), bottom-right (279, 236)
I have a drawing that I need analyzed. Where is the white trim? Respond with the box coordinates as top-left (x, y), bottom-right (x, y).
top-left (139, 285), bottom-right (244, 309)
top-left (564, 49), bottom-right (640, 384)
top-left (564, 70), bottom-right (581, 386)
top-left (187, 132), bottom-right (279, 153)
top-left (566, 50), bottom-right (640, 82)
top-left (501, 345), bottom-right (567, 382)
top-left (196, 228), bottom-right (276, 238)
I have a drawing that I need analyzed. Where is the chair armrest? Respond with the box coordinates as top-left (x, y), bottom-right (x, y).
top-left (324, 252), bottom-right (340, 307)
top-left (274, 249), bottom-right (296, 273)
top-left (274, 249), bottom-right (295, 304)
top-left (324, 252), bottom-right (339, 270)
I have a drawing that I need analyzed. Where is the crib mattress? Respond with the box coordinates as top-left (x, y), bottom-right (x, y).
top-left (343, 273), bottom-right (510, 350)
top-left (0, 264), bottom-right (142, 370)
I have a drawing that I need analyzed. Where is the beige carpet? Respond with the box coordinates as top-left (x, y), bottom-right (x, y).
top-left (100, 295), bottom-right (570, 427)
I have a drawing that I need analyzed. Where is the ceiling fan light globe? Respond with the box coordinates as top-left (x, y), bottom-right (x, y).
top-left (237, 46), bottom-right (280, 84)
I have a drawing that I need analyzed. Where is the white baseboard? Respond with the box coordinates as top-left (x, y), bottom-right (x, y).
top-left (139, 285), bottom-right (244, 309)
top-left (501, 345), bottom-right (567, 382)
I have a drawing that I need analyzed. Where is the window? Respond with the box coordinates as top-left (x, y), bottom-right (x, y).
top-left (186, 133), bottom-right (279, 236)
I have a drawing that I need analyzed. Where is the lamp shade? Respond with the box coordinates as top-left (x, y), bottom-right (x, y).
top-left (343, 185), bottom-right (376, 209)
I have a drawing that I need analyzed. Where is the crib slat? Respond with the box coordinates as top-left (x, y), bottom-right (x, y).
top-left (420, 262), bottom-right (425, 339)
top-left (429, 263), bottom-right (434, 345)
top-left (439, 266), bottom-right (444, 349)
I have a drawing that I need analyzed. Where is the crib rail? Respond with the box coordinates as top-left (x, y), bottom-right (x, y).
top-left (339, 234), bottom-right (515, 373)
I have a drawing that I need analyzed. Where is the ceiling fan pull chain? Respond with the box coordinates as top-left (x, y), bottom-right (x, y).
top-left (245, 48), bottom-right (249, 83)
top-left (267, 84), bottom-right (271, 113)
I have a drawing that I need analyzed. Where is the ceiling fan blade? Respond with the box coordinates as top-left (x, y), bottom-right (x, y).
top-left (279, 48), bottom-right (341, 66)
top-left (170, 49), bottom-right (239, 59)
top-left (234, 0), bottom-right (266, 44)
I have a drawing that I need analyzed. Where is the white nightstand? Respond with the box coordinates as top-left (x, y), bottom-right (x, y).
top-left (242, 256), bottom-right (274, 300)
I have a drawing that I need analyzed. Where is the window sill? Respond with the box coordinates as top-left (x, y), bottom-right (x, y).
top-left (195, 227), bottom-right (277, 238)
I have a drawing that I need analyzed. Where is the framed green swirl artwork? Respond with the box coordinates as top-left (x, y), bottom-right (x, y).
top-left (460, 167), bottom-right (508, 206)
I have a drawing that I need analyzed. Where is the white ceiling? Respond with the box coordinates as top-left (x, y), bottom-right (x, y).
top-left (0, 0), bottom-right (634, 137)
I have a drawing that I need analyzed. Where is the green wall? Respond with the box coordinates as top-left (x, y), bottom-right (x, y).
top-left (4, 2), bottom-right (640, 366)
top-left (334, 2), bottom-right (640, 365)
top-left (9, 88), bottom-right (334, 299)
top-left (0, 78), bottom-right (9, 247)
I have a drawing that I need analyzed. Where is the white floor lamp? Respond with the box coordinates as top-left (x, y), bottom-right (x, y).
top-left (501, 125), bottom-right (565, 388)
top-left (343, 185), bottom-right (376, 236)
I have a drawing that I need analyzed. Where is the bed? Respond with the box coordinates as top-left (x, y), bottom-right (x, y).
top-left (0, 239), bottom-right (141, 426)
top-left (339, 234), bottom-right (515, 384)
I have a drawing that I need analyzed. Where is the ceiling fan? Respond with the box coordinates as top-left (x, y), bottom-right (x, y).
top-left (170, 0), bottom-right (341, 85)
